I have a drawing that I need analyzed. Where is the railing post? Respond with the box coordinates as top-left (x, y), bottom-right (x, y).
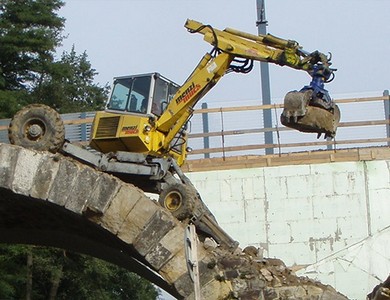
top-left (384, 90), bottom-right (390, 146)
top-left (201, 103), bottom-right (210, 159)
top-left (0, 119), bottom-right (10, 144)
top-left (80, 112), bottom-right (87, 142)
top-left (326, 137), bottom-right (333, 150)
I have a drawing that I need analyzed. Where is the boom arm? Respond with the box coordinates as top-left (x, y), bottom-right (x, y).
top-left (156, 19), bottom-right (335, 149)
top-left (186, 19), bottom-right (332, 71)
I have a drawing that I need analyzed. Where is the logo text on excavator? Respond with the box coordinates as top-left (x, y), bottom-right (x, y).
top-left (175, 82), bottom-right (201, 105)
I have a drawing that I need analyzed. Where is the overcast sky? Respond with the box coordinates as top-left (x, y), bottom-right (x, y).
top-left (58, 0), bottom-right (390, 105)
top-left (56, 3), bottom-right (389, 297)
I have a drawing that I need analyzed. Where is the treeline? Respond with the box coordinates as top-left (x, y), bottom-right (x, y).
top-left (0, 0), bottom-right (108, 119)
top-left (0, 0), bottom-right (159, 298)
top-left (0, 245), bottom-right (158, 299)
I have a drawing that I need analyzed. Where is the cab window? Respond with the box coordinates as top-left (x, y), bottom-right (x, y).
top-left (127, 76), bottom-right (151, 113)
top-left (152, 78), bottom-right (168, 116)
top-left (107, 76), bottom-right (151, 113)
top-left (107, 80), bottom-right (129, 111)
top-left (152, 78), bottom-right (179, 116)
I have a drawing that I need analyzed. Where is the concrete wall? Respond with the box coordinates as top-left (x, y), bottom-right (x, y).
top-left (186, 159), bottom-right (390, 300)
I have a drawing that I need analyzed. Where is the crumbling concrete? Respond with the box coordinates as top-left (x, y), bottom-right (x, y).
top-left (0, 143), bottom-right (351, 299)
top-left (368, 275), bottom-right (390, 300)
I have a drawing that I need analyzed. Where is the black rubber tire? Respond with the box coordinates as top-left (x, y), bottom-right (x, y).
top-left (8, 104), bottom-right (65, 153)
top-left (158, 183), bottom-right (196, 221)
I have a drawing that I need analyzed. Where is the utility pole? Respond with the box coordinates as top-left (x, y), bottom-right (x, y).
top-left (256, 0), bottom-right (274, 154)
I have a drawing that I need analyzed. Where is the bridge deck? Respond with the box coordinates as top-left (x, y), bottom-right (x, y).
top-left (183, 146), bottom-right (390, 172)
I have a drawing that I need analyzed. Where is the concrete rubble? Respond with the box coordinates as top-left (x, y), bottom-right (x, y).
top-left (368, 275), bottom-right (390, 300)
top-left (187, 244), bottom-right (349, 300)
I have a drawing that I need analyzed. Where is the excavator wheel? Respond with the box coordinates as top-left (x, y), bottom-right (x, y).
top-left (158, 183), bottom-right (196, 221)
top-left (8, 104), bottom-right (65, 153)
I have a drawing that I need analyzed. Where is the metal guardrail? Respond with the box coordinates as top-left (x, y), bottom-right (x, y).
top-left (0, 93), bottom-right (389, 159)
top-left (188, 94), bottom-right (390, 159)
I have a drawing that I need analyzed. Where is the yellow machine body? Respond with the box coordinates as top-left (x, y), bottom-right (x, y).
top-left (89, 73), bottom-right (187, 165)
top-left (90, 112), bottom-right (155, 153)
top-left (89, 20), bottom-right (338, 167)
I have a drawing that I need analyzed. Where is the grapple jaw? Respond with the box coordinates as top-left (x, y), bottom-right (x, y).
top-left (281, 90), bottom-right (340, 139)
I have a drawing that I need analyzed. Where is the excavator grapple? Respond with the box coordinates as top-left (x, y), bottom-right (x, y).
top-left (280, 56), bottom-right (340, 138)
top-left (281, 90), bottom-right (340, 138)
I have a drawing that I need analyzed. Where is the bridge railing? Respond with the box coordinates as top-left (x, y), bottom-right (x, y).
top-left (0, 92), bottom-right (389, 160)
top-left (188, 92), bottom-right (390, 159)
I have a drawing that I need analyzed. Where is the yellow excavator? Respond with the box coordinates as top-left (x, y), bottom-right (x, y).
top-left (8, 20), bottom-right (340, 249)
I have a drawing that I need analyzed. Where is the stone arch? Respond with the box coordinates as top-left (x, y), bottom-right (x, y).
top-left (0, 143), bottom-right (233, 299)
top-left (0, 143), bottom-right (349, 300)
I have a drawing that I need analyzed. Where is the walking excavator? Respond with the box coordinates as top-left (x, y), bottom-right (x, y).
top-left (8, 20), bottom-right (340, 250)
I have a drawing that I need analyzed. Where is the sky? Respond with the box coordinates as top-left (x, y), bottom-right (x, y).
top-left (56, 2), bottom-right (389, 298)
top-left (58, 0), bottom-right (390, 106)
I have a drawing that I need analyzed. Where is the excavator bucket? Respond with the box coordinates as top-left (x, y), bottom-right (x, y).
top-left (280, 90), bottom-right (340, 138)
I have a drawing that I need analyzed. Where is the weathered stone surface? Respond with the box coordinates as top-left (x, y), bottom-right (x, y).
top-left (30, 155), bottom-right (60, 200)
top-left (276, 285), bottom-right (307, 298)
top-left (12, 148), bottom-right (44, 195)
top-left (48, 158), bottom-right (80, 206)
top-left (194, 279), bottom-right (233, 300)
top-left (160, 248), bottom-right (188, 283)
top-left (146, 242), bottom-right (172, 269)
top-left (175, 259), bottom-right (219, 298)
top-left (260, 268), bottom-right (273, 282)
top-left (320, 288), bottom-right (347, 300)
top-left (65, 166), bottom-right (100, 213)
top-left (173, 267), bottom-right (194, 297)
top-left (267, 284), bottom-right (346, 300)
top-left (116, 196), bottom-right (159, 244)
top-left (84, 173), bottom-right (120, 215)
top-left (134, 209), bottom-right (176, 257)
top-left (0, 143), bottom-right (18, 188)
top-left (94, 184), bottom-right (142, 233)
top-left (145, 225), bottom-right (185, 270)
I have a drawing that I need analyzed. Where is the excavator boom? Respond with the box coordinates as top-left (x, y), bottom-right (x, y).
top-left (157, 19), bottom-right (339, 146)
top-left (184, 19), bottom-right (324, 71)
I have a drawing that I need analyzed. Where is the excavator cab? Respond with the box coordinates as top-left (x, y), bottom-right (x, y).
top-left (89, 73), bottom-right (187, 159)
top-left (106, 73), bottom-right (179, 117)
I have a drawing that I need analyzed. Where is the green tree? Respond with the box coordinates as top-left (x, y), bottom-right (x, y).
top-left (0, 0), bottom-right (108, 117)
top-left (0, 245), bottom-right (160, 299)
top-left (0, 1), bottom-right (155, 298)
top-left (0, 0), bottom-right (66, 118)
top-left (0, 89), bottom-right (30, 118)
top-left (0, 245), bottom-right (27, 299)
top-left (33, 46), bottom-right (108, 113)
top-left (0, 0), bottom-right (65, 91)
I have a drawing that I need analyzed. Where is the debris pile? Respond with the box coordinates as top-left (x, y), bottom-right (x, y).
top-left (199, 244), bottom-right (349, 300)
top-left (368, 275), bottom-right (390, 300)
